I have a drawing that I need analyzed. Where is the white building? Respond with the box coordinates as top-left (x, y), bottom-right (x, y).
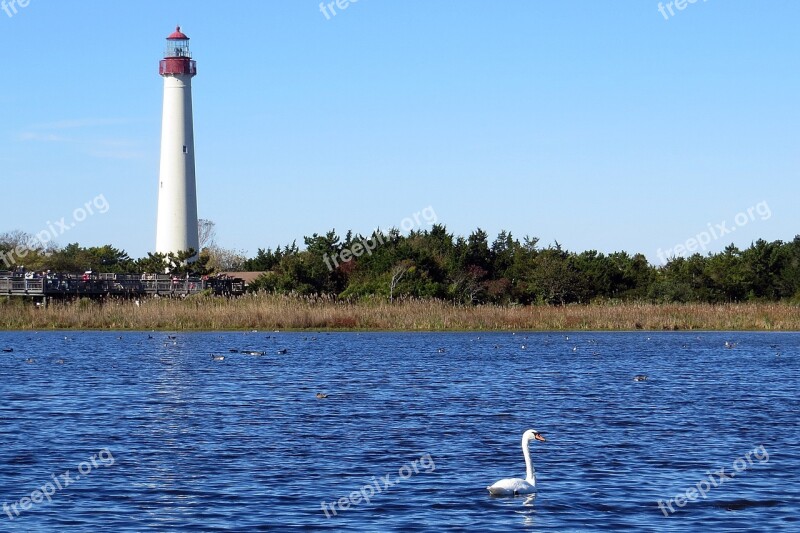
top-left (155, 26), bottom-right (199, 259)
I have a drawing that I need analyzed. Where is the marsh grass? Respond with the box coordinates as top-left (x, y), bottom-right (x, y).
top-left (1, 294), bottom-right (799, 331)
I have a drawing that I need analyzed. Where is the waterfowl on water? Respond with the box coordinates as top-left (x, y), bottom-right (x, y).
top-left (2, 348), bottom-right (13, 353)
top-left (487, 429), bottom-right (546, 496)
top-left (242, 351), bottom-right (265, 356)
top-left (277, 349), bottom-right (288, 355)
top-left (316, 393), bottom-right (328, 399)
top-left (211, 354), bottom-right (225, 361)
top-left (633, 374), bottom-right (648, 382)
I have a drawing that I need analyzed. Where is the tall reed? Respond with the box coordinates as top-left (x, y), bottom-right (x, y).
top-left (1, 295), bottom-right (799, 331)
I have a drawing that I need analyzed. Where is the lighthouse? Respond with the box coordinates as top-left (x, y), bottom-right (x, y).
top-left (155, 26), bottom-right (199, 259)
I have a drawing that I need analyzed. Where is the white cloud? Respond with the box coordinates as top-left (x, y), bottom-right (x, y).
top-left (17, 118), bottom-right (149, 159)
top-left (27, 118), bottom-right (146, 130)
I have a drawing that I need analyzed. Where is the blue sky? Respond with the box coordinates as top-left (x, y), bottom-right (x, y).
top-left (1, 0), bottom-right (797, 264)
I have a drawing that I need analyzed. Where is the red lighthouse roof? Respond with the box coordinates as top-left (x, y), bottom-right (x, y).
top-left (167, 26), bottom-right (189, 40)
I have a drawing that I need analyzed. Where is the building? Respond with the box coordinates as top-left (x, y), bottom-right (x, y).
top-left (155, 26), bottom-right (200, 260)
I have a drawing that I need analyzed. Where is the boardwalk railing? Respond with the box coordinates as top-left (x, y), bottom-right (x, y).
top-left (0, 272), bottom-right (245, 299)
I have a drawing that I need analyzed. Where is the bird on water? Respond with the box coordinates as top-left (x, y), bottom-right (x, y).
top-left (487, 429), bottom-right (546, 496)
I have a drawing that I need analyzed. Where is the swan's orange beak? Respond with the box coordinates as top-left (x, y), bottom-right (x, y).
top-left (534, 433), bottom-right (546, 442)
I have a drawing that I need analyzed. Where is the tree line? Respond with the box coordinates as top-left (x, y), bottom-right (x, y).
top-left (3, 225), bottom-right (800, 304)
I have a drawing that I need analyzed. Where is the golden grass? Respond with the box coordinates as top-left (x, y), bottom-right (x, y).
top-left (1, 294), bottom-right (799, 331)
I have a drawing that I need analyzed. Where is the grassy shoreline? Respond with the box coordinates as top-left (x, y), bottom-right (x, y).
top-left (1, 295), bottom-right (799, 331)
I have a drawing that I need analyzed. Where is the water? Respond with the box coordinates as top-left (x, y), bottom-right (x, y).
top-left (0, 331), bottom-right (797, 532)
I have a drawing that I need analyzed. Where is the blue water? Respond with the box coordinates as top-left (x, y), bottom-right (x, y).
top-left (0, 331), bottom-right (797, 531)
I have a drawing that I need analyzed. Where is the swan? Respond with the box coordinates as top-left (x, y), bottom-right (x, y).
top-left (487, 429), bottom-right (546, 496)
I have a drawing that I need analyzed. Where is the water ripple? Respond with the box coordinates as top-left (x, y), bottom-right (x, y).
top-left (0, 331), bottom-right (797, 531)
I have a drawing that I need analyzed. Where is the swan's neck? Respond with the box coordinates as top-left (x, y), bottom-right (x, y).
top-left (522, 437), bottom-right (535, 483)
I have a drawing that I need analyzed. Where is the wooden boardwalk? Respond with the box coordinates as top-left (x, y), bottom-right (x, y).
top-left (0, 271), bottom-right (245, 300)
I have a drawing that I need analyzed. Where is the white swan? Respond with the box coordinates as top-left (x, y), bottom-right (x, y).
top-left (487, 429), bottom-right (546, 496)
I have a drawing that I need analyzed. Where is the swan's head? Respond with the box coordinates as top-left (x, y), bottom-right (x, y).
top-left (523, 429), bottom-right (546, 443)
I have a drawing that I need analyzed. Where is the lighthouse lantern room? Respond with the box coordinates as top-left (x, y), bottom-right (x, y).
top-left (159, 26), bottom-right (197, 76)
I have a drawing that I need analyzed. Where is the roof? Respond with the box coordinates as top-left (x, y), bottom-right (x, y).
top-left (167, 26), bottom-right (189, 40)
top-left (217, 272), bottom-right (266, 286)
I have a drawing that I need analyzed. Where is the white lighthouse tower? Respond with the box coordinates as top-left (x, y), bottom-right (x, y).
top-left (155, 26), bottom-right (199, 259)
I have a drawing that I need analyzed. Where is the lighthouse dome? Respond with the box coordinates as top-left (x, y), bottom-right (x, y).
top-left (167, 26), bottom-right (189, 40)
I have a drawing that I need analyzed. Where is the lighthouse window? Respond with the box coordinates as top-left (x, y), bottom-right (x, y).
top-left (183, 145), bottom-right (188, 154)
